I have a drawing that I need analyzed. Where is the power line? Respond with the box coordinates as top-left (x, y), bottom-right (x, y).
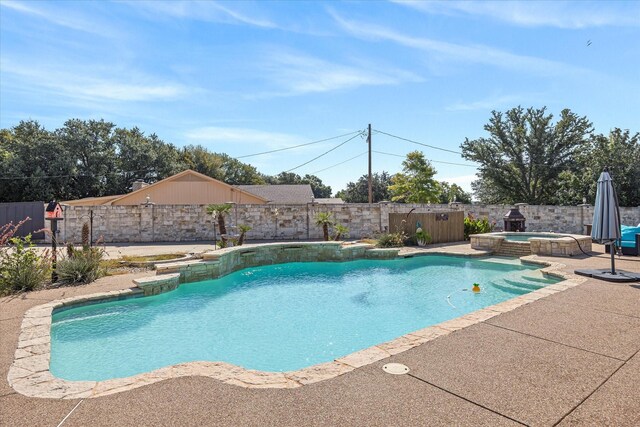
top-left (310, 151), bottom-right (368, 174)
top-left (0, 169), bottom-right (159, 180)
top-left (373, 129), bottom-right (463, 155)
top-left (285, 132), bottom-right (364, 173)
top-left (372, 130), bottom-right (566, 169)
top-left (235, 130), bottom-right (362, 159)
top-left (373, 150), bottom-right (477, 168)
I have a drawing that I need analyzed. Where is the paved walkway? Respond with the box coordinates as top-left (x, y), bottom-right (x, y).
top-left (36, 240), bottom-right (317, 259)
top-left (1, 244), bottom-right (639, 426)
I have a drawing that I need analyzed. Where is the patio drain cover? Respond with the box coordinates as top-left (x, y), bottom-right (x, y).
top-left (382, 363), bottom-right (410, 375)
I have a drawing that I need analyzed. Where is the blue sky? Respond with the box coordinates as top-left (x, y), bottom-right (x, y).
top-left (1, 1), bottom-right (639, 194)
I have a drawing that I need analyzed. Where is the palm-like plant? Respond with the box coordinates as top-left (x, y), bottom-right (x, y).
top-left (207, 203), bottom-right (232, 244)
top-left (333, 224), bottom-right (349, 241)
top-left (314, 212), bottom-right (334, 241)
top-left (237, 224), bottom-right (252, 246)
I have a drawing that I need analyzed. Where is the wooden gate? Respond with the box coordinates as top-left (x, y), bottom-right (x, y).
top-left (0, 201), bottom-right (45, 239)
top-left (389, 211), bottom-right (464, 244)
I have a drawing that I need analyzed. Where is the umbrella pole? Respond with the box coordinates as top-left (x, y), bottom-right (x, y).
top-left (610, 243), bottom-right (616, 275)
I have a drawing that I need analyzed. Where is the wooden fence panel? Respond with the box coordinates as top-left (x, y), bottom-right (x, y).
top-left (0, 201), bottom-right (45, 239)
top-left (388, 211), bottom-right (464, 243)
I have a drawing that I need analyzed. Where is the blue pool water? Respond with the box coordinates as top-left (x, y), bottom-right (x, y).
top-left (50, 256), bottom-right (560, 381)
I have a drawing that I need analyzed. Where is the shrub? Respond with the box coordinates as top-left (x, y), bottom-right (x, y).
top-left (464, 214), bottom-right (495, 240)
top-left (333, 224), bottom-right (349, 241)
top-left (56, 246), bottom-right (105, 285)
top-left (376, 232), bottom-right (406, 248)
top-left (237, 224), bottom-right (252, 246)
top-left (0, 234), bottom-right (50, 296)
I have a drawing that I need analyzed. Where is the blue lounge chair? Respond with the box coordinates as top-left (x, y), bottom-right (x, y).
top-left (605, 225), bottom-right (640, 256)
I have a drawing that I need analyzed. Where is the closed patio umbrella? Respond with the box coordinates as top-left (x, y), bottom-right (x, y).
top-left (590, 169), bottom-right (621, 274)
top-left (575, 168), bottom-right (639, 282)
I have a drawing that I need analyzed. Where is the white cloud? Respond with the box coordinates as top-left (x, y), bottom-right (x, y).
top-left (1, 60), bottom-right (189, 103)
top-left (253, 50), bottom-right (423, 97)
top-left (0, 0), bottom-right (118, 36)
top-left (124, 1), bottom-right (277, 29)
top-left (394, 1), bottom-right (640, 29)
top-left (330, 10), bottom-right (587, 76)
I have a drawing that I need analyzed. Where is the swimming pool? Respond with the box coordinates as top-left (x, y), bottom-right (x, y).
top-left (50, 255), bottom-right (560, 381)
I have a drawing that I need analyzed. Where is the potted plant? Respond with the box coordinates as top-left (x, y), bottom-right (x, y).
top-left (415, 227), bottom-right (432, 246)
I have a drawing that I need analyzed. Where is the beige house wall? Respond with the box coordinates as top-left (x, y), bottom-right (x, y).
top-left (110, 182), bottom-right (265, 205)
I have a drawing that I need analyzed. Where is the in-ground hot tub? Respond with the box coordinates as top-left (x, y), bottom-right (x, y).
top-left (471, 232), bottom-right (592, 257)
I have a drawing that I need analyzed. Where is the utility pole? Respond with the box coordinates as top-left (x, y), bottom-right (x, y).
top-left (367, 123), bottom-right (372, 204)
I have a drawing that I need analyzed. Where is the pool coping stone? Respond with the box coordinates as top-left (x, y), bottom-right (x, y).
top-left (7, 243), bottom-right (583, 399)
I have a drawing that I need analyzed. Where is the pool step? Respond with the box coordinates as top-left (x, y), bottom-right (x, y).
top-left (520, 274), bottom-right (556, 284)
top-left (488, 281), bottom-right (530, 295)
top-left (503, 278), bottom-right (544, 290)
top-left (495, 241), bottom-right (532, 257)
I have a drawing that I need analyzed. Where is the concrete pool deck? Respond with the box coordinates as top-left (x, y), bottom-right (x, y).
top-left (1, 243), bottom-right (639, 426)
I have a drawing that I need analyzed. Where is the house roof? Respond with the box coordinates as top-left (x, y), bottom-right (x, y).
top-left (63, 194), bottom-right (123, 206)
top-left (237, 185), bottom-right (315, 204)
top-left (315, 198), bottom-right (344, 204)
top-left (106, 170), bottom-right (269, 205)
top-left (64, 170), bottom-right (269, 205)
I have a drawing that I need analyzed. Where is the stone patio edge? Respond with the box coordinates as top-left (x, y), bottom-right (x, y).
top-left (7, 251), bottom-right (583, 399)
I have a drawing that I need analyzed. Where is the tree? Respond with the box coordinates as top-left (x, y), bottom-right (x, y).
top-left (0, 120), bottom-right (75, 202)
top-left (217, 153), bottom-right (265, 185)
top-left (461, 106), bottom-right (593, 204)
top-left (176, 146), bottom-right (266, 185)
top-left (267, 172), bottom-right (332, 198)
top-left (438, 182), bottom-right (472, 204)
top-left (112, 127), bottom-right (183, 194)
top-left (207, 204), bottom-right (232, 245)
top-left (301, 174), bottom-right (332, 198)
top-left (180, 145), bottom-right (225, 180)
top-left (388, 151), bottom-right (441, 203)
top-left (56, 119), bottom-right (119, 199)
top-left (314, 212), bottom-right (333, 241)
top-left (554, 128), bottom-right (640, 206)
top-left (336, 172), bottom-right (392, 203)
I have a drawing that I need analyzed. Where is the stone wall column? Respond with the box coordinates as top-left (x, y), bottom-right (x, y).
top-left (379, 202), bottom-right (390, 233)
top-left (139, 204), bottom-right (154, 242)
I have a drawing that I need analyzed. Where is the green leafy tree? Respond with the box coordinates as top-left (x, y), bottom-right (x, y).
top-left (461, 106), bottom-right (593, 204)
top-left (180, 146), bottom-right (264, 185)
top-left (0, 120), bottom-right (75, 202)
top-left (336, 172), bottom-right (392, 203)
top-left (267, 172), bottom-right (332, 198)
top-left (112, 128), bottom-right (183, 193)
top-left (388, 151), bottom-right (441, 203)
top-left (554, 129), bottom-right (639, 206)
top-left (180, 145), bottom-right (226, 180)
top-left (56, 119), bottom-right (119, 199)
top-left (217, 153), bottom-right (265, 185)
top-left (438, 182), bottom-right (472, 204)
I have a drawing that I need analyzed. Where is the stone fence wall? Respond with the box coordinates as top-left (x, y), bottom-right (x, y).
top-left (52, 203), bottom-right (640, 244)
